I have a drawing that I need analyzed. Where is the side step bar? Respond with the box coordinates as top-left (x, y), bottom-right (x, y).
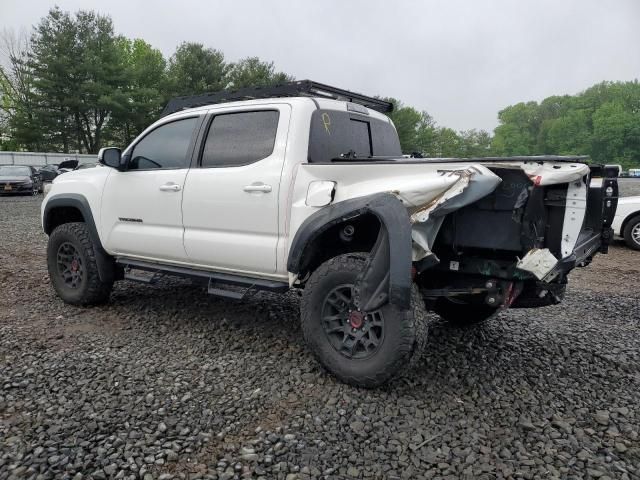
top-left (116, 257), bottom-right (289, 299)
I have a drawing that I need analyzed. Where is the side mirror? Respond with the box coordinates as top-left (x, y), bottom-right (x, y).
top-left (98, 147), bottom-right (123, 170)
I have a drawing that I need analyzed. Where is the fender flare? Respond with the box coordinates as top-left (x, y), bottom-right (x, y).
top-left (287, 192), bottom-right (413, 310)
top-left (43, 193), bottom-right (117, 283)
top-left (620, 210), bottom-right (640, 237)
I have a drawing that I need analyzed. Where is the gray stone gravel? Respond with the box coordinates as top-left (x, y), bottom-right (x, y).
top-left (1, 195), bottom-right (639, 480)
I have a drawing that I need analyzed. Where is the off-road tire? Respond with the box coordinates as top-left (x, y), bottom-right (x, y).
top-left (433, 298), bottom-right (498, 327)
top-left (47, 222), bottom-right (113, 305)
top-left (623, 215), bottom-right (640, 251)
top-left (301, 253), bottom-right (428, 388)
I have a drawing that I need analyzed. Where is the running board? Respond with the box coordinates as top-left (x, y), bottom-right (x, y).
top-left (116, 258), bottom-right (289, 298)
top-left (207, 280), bottom-right (247, 300)
top-left (124, 270), bottom-right (161, 284)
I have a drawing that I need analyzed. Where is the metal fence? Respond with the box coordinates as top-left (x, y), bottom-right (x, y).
top-left (0, 151), bottom-right (97, 166)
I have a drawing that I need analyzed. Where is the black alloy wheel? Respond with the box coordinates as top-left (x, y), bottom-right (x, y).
top-left (56, 241), bottom-right (85, 289)
top-left (300, 253), bottom-right (428, 388)
top-left (321, 284), bottom-right (385, 360)
top-left (47, 222), bottom-right (113, 305)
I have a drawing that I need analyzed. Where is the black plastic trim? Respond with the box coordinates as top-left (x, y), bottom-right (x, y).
top-left (116, 257), bottom-right (289, 292)
top-left (287, 192), bottom-right (412, 309)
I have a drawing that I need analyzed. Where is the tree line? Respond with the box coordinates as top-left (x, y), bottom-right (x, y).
top-left (0, 8), bottom-right (291, 153)
top-left (386, 80), bottom-right (640, 169)
top-left (0, 7), bottom-right (639, 169)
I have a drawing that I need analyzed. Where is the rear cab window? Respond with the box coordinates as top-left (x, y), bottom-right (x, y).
top-left (307, 109), bottom-right (401, 163)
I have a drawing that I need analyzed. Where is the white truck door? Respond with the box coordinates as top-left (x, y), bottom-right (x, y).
top-left (101, 115), bottom-right (201, 262)
top-left (182, 105), bottom-right (290, 275)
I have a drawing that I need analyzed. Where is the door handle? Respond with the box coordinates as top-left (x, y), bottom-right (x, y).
top-left (243, 183), bottom-right (272, 193)
top-left (159, 183), bottom-right (181, 192)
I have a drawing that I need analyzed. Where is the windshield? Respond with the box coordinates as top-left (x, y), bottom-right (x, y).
top-left (0, 166), bottom-right (30, 176)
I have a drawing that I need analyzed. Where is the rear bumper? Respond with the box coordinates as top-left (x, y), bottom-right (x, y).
top-left (553, 229), bottom-right (606, 274)
top-left (583, 164), bottom-right (618, 254)
top-left (533, 164), bottom-right (618, 278)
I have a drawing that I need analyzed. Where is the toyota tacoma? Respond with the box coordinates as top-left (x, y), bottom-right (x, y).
top-left (41, 80), bottom-right (618, 387)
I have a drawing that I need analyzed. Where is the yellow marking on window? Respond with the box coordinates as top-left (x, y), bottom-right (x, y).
top-left (321, 113), bottom-right (331, 135)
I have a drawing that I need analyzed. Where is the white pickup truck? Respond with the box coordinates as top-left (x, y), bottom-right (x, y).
top-left (41, 81), bottom-right (618, 387)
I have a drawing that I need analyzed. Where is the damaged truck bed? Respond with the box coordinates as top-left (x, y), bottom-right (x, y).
top-left (289, 155), bottom-right (618, 314)
top-left (42, 81), bottom-right (619, 387)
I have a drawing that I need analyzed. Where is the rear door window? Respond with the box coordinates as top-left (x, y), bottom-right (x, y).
top-left (201, 110), bottom-right (279, 167)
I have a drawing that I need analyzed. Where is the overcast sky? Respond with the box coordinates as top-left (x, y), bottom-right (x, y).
top-left (1, 0), bottom-right (639, 131)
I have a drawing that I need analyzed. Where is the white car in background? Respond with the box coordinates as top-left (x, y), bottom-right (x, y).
top-left (612, 196), bottom-right (640, 250)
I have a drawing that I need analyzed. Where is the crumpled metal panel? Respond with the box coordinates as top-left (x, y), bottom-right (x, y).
top-left (391, 165), bottom-right (502, 261)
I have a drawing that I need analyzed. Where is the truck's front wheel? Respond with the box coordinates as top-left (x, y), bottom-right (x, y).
top-left (301, 254), bottom-right (427, 388)
top-left (47, 222), bottom-right (113, 305)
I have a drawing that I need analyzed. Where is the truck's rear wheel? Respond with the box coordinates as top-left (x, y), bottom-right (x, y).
top-left (301, 254), bottom-right (427, 388)
top-left (623, 215), bottom-right (640, 250)
top-left (47, 222), bottom-right (113, 305)
top-left (433, 297), bottom-right (498, 327)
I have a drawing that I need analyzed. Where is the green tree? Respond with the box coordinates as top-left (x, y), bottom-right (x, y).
top-left (23, 8), bottom-right (78, 151)
top-left (592, 101), bottom-right (640, 167)
top-left (386, 99), bottom-right (437, 155)
top-left (105, 38), bottom-right (167, 145)
top-left (70, 10), bottom-right (127, 152)
top-left (14, 7), bottom-right (128, 153)
top-left (542, 109), bottom-right (591, 155)
top-left (226, 57), bottom-right (292, 89)
top-left (0, 29), bottom-right (40, 150)
top-left (492, 80), bottom-right (640, 168)
top-left (433, 127), bottom-right (463, 157)
top-left (491, 101), bottom-right (540, 155)
top-left (458, 129), bottom-right (492, 157)
top-left (166, 42), bottom-right (227, 96)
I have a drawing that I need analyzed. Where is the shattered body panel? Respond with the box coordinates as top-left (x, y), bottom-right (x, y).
top-left (290, 158), bottom-right (594, 262)
top-left (288, 157), bottom-right (617, 311)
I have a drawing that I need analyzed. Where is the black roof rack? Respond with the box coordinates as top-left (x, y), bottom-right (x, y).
top-left (160, 80), bottom-right (393, 117)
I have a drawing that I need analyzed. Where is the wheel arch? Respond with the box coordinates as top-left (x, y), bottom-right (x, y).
top-left (43, 193), bottom-right (117, 283)
top-left (620, 210), bottom-right (640, 237)
top-left (287, 192), bottom-right (413, 309)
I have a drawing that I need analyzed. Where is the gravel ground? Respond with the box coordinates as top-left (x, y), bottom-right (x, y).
top-left (1, 195), bottom-right (639, 480)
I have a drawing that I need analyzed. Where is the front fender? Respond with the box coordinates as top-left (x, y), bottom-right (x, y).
top-left (287, 192), bottom-right (413, 310)
top-left (43, 193), bottom-right (117, 284)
